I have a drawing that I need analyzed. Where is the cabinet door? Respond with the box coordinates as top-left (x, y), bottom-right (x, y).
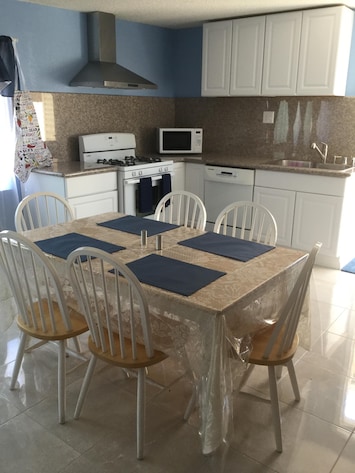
top-left (262, 11), bottom-right (302, 96)
top-left (230, 16), bottom-right (265, 96)
top-left (297, 6), bottom-right (354, 95)
top-left (293, 192), bottom-right (342, 255)
top-left (68, 191), bottom-right (118, 219)
top-left (172, 162), bottom-right (185, 191)
top-left (201, 20), bottom-right (232, 96)
top-left (185, 163), bottom-right (204, 201)
top-left (254, 186), bottom-right (295, 247)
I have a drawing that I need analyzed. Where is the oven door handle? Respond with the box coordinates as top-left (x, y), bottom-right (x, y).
top-left (124, 175), bottom-right (164, 185)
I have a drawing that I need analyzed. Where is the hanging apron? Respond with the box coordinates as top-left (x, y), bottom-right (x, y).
top-left (13, 90), bottom-right (52, 183)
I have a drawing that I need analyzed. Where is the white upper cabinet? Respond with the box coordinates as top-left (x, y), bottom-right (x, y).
top-left (297, 6), bottom-right (354, 95)
top-left (201, 6), bottom-right (354, 97)
top-left (202, 17), bottom-right (265, 96)
top-left (201, 20), bottom-right (232, 96)
top-left (262, 11), bottom-right (302, 95)
top-left (230, 16), bottom-right (265, 96)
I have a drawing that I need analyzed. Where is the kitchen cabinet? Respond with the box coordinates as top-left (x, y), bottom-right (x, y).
top-left (185, 162), bottom-right (205, 201)
top-left (230, 16), bottom-right (265, 96)
top-left (23, 171), bottom-right (118, 219)
top-left (254, 170), bottom-right (355, 268)
top-left (262, 11), bottom-right (302, 96)
top-left (297, 6), bottom-right (354, 95)
top-left (172, 162), bottom-right (185, 191)
top-left (202, 6), bottom-right (354, 97)
top-left (202, 17), bottom-right (265, 96)
top-left (254, 185), bottom-right (295, 247)
top-left (201, 20), bottom-right (232, 96)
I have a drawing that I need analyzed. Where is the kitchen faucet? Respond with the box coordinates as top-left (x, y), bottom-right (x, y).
top-left (310, 142), bottom-right (328, 163)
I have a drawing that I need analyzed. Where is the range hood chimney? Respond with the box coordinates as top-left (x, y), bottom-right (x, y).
top-left (70, 12), bottom-right (157, 90)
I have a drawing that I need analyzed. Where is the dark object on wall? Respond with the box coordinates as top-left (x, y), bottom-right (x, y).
top-left (0, 36), bottom-right (18, 96)
top-left (70, 12), bottom-right (157, 90)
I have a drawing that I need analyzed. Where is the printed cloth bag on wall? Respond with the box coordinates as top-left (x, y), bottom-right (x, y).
top-left (13, 90), bottom-right (52, 183)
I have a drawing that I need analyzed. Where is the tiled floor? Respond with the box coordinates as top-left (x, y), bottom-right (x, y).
top-left (1, 265), bottom-right (355, 472)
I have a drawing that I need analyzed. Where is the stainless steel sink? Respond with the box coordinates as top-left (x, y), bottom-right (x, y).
top-left (265, 159), bottom-right (354, 172)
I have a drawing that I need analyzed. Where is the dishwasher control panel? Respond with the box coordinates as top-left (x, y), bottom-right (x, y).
top-left (204, 165), bottom-right (255, 185)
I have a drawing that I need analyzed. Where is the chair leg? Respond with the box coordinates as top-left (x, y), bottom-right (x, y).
top-left (287, 360), bottom-right (300, 402)
top-left (74, 355), bottom-right (97, 419)
top-left (137, 367), bottom-right (145, 460)
top-left (268, 365), bottom-right (283, 453)
top-left (58, 340), bottom-right (66, 424)
top-left (10, 332), bottom-right (28, 390)
top-left (72, 336), bottom-right (81, 353)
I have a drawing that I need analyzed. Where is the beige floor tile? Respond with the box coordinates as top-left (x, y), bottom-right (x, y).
top-left (331, 433), bottom-right (355, 473)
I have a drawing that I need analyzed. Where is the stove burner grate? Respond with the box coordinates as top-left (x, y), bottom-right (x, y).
top-left (96, 156), bottom-right (162, 166)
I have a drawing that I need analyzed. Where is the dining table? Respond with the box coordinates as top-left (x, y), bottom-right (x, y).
top-left (17, 211), bottom-right (309, 455)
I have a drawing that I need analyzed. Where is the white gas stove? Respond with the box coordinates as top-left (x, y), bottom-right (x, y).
top-left (79, 133), bottom-right (174, 216)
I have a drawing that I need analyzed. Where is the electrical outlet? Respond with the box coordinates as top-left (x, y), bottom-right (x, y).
top-left (263, 111), bottom-right (275, 124)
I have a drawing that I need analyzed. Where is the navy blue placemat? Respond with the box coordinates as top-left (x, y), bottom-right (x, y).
top-left (178, 232), bottom-right (274, 262)
top-left (126, 254), bottom-right (226, 296)
top-left (97, 215), bottom-right (179, 236)
top-left (35, 232), bottom-right (125, 261)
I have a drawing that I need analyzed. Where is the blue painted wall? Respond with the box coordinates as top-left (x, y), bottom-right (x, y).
top-left (0, 0), bottom-right (202, 97)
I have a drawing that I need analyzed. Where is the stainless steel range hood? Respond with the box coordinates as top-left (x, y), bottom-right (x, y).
top-left (70, 12), bottom-right (157, 90)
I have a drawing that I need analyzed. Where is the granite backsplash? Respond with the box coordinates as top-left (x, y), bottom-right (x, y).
top-left (31, 92), bottom-right (355, 164)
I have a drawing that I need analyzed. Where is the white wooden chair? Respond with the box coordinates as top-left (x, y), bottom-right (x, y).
top-left (67, 246), bottom-right (169, 460)
top-left (15, 191), bottom-right (75, 231)
top-left (154, 190), bottom-right (207, 230)
top-left (0, 230), bottom-right (88, 424)
top-left (213, 201), bottom-right (278, 245)
top-left (239, 241), bottom-right (322, 452)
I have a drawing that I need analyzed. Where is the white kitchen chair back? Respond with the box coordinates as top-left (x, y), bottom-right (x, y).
top-left (154, 190), bottom-right (207, 230)
top-left (0, 230), bottom-right (88, 424)
top-left (67, 246), bottom-right (168, 460)
top-left (15, 191), bottom-right (75, 231)
top-left (244, 241), bottom-right (322, 453)
top-left (213, 201), bottom-right (277, 245)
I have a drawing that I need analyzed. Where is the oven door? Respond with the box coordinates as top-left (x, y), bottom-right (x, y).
top-left (121, 174), bottom-right (169, 218)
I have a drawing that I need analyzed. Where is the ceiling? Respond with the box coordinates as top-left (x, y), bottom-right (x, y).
top-left (18, 0), bottom-right (355, 28)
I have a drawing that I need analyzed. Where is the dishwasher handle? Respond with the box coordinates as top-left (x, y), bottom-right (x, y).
top-left (205, 166), bottom-right (255, 185)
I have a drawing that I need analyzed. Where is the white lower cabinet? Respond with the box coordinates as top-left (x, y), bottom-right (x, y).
top-left (172, 162), bottom-right (185, 191)
top-left (254, 186), bottom-right (295, 247)
top-left (254, 170), bottom-right (355, 268)
top-left (185, 162), bottom-right (205, 201)
top-left (23, 171), bottom-right (118, 219)
top-left (292, 192), bottom-right (343, 258)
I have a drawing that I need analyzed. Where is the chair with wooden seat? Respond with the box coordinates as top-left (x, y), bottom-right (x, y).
top-left (67, 246), bottom-right (169, 460)
top-left (213, 201), bottom-right (278, 245)
top-left (0, 230), bottom-right (88, 424)
top-left (15, 191), bottom-right (75, 231)
top-left (239, 241), bottom-right (322, 452)
top-left (154, 190), bottom-right (207, 230)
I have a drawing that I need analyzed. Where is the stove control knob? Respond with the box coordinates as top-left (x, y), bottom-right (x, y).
top-left (132, 171), bottom-right (136, 177)
top-left (138, 170), bottom-right (143, 176)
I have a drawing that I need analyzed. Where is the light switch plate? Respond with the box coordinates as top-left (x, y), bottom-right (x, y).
top-left (263, 111), bottom-right (275, 124)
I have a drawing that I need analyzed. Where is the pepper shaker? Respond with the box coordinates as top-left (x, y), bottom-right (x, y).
top-left (141, 229), bottom-right (147, 247)
top-left (155, 234), bottom-right (163, 250)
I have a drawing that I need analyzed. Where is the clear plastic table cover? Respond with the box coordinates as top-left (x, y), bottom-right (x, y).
top-left (10, 213), bottom-right (309, 455)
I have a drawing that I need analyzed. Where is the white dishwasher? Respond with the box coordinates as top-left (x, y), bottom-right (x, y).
top-left (204, 165), bottom-right (255, 231)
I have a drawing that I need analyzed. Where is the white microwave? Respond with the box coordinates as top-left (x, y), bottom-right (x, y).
top-left (157, 128), bottom-right (203, 154)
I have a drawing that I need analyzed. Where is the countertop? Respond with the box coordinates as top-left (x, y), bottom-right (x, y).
top-left (32, 155), bottom-right (354, 179)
